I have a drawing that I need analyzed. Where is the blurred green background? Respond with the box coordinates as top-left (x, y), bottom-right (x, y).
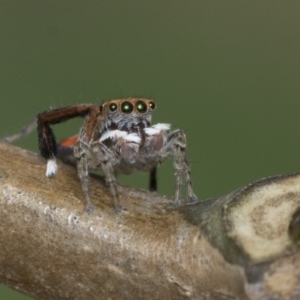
top-left (1, 1), bottom-right (300, 299)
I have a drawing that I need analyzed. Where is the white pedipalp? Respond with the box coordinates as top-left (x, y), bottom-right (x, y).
top-left (123, 133), bottom-right (141, 143)
top-left (152, 123), bottom-right (171, 131)
top-left (144, 123), bottom-right (171, 136)
top-left (100, 130), bottom-right (128, 142)
top-left (144, 127), bottom-right (159, 136)
top-left (46, 159), bottom-right (57, 177)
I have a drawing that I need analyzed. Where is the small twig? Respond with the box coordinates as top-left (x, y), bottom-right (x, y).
top-left (2, 118), bottom-right (37, 143)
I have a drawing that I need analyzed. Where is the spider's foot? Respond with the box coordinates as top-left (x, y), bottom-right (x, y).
top-left (46, 159), bottom-right (57, 177)
top-left (114, 205), bottom-right (123, 214)
top-left (86, 204), bottom-right (95, 214)
top-left (188, 195), bottom-right (198, 203)
top-left (174, 200), bottom-right (182, 207)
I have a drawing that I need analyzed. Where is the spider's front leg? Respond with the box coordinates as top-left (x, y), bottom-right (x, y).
top-left (73, 141), bottom-right (95, 214)
top-left (91, 142), bottom-right (122, 213)
top-left (165, 129), bottom-right (197, 205)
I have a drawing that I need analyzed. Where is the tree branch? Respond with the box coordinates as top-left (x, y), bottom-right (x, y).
top-left (0, 142), bottom-right (299, 299)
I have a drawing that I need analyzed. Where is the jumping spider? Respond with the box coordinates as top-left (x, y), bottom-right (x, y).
top-left (9, 98), bottom-right (197, 213)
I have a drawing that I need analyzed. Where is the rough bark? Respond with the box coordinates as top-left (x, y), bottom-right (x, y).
top-left (0, 141), bottom-right (299, 300)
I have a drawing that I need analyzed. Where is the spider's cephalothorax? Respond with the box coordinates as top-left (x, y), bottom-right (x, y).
top-left (37, 98), bottom-right (197, 213)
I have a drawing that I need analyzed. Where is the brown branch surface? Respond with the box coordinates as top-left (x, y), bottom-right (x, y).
top-left (0, 142), bottom-right (300, 300)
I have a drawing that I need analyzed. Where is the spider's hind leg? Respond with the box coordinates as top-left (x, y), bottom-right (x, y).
top-left (36, 105), bottom-right (93, 177)
top-left (149, 167), bottom-right (157, 192)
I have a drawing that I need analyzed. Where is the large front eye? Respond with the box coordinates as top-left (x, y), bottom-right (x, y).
top-left (149, 101), bottom-right (156, 110)
top-left (109, 103), bottom-right (117, 112)
top-left (121, 101), bottom-right (133, 114)
top-left (136, 101), bottom-right (147, 113)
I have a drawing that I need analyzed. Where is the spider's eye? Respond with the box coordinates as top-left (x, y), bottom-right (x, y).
top-left (109, 103), bottom-right (117, 112)
top-left (136, 101), bottom-right (147, 113)
top-left (121, 101), bottom-right (133, 114)
top-left (149, 101), bottom-right (156, 110)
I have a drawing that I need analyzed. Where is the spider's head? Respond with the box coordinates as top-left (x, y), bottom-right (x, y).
top-left (100, 98), bottom-right (156, 131)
